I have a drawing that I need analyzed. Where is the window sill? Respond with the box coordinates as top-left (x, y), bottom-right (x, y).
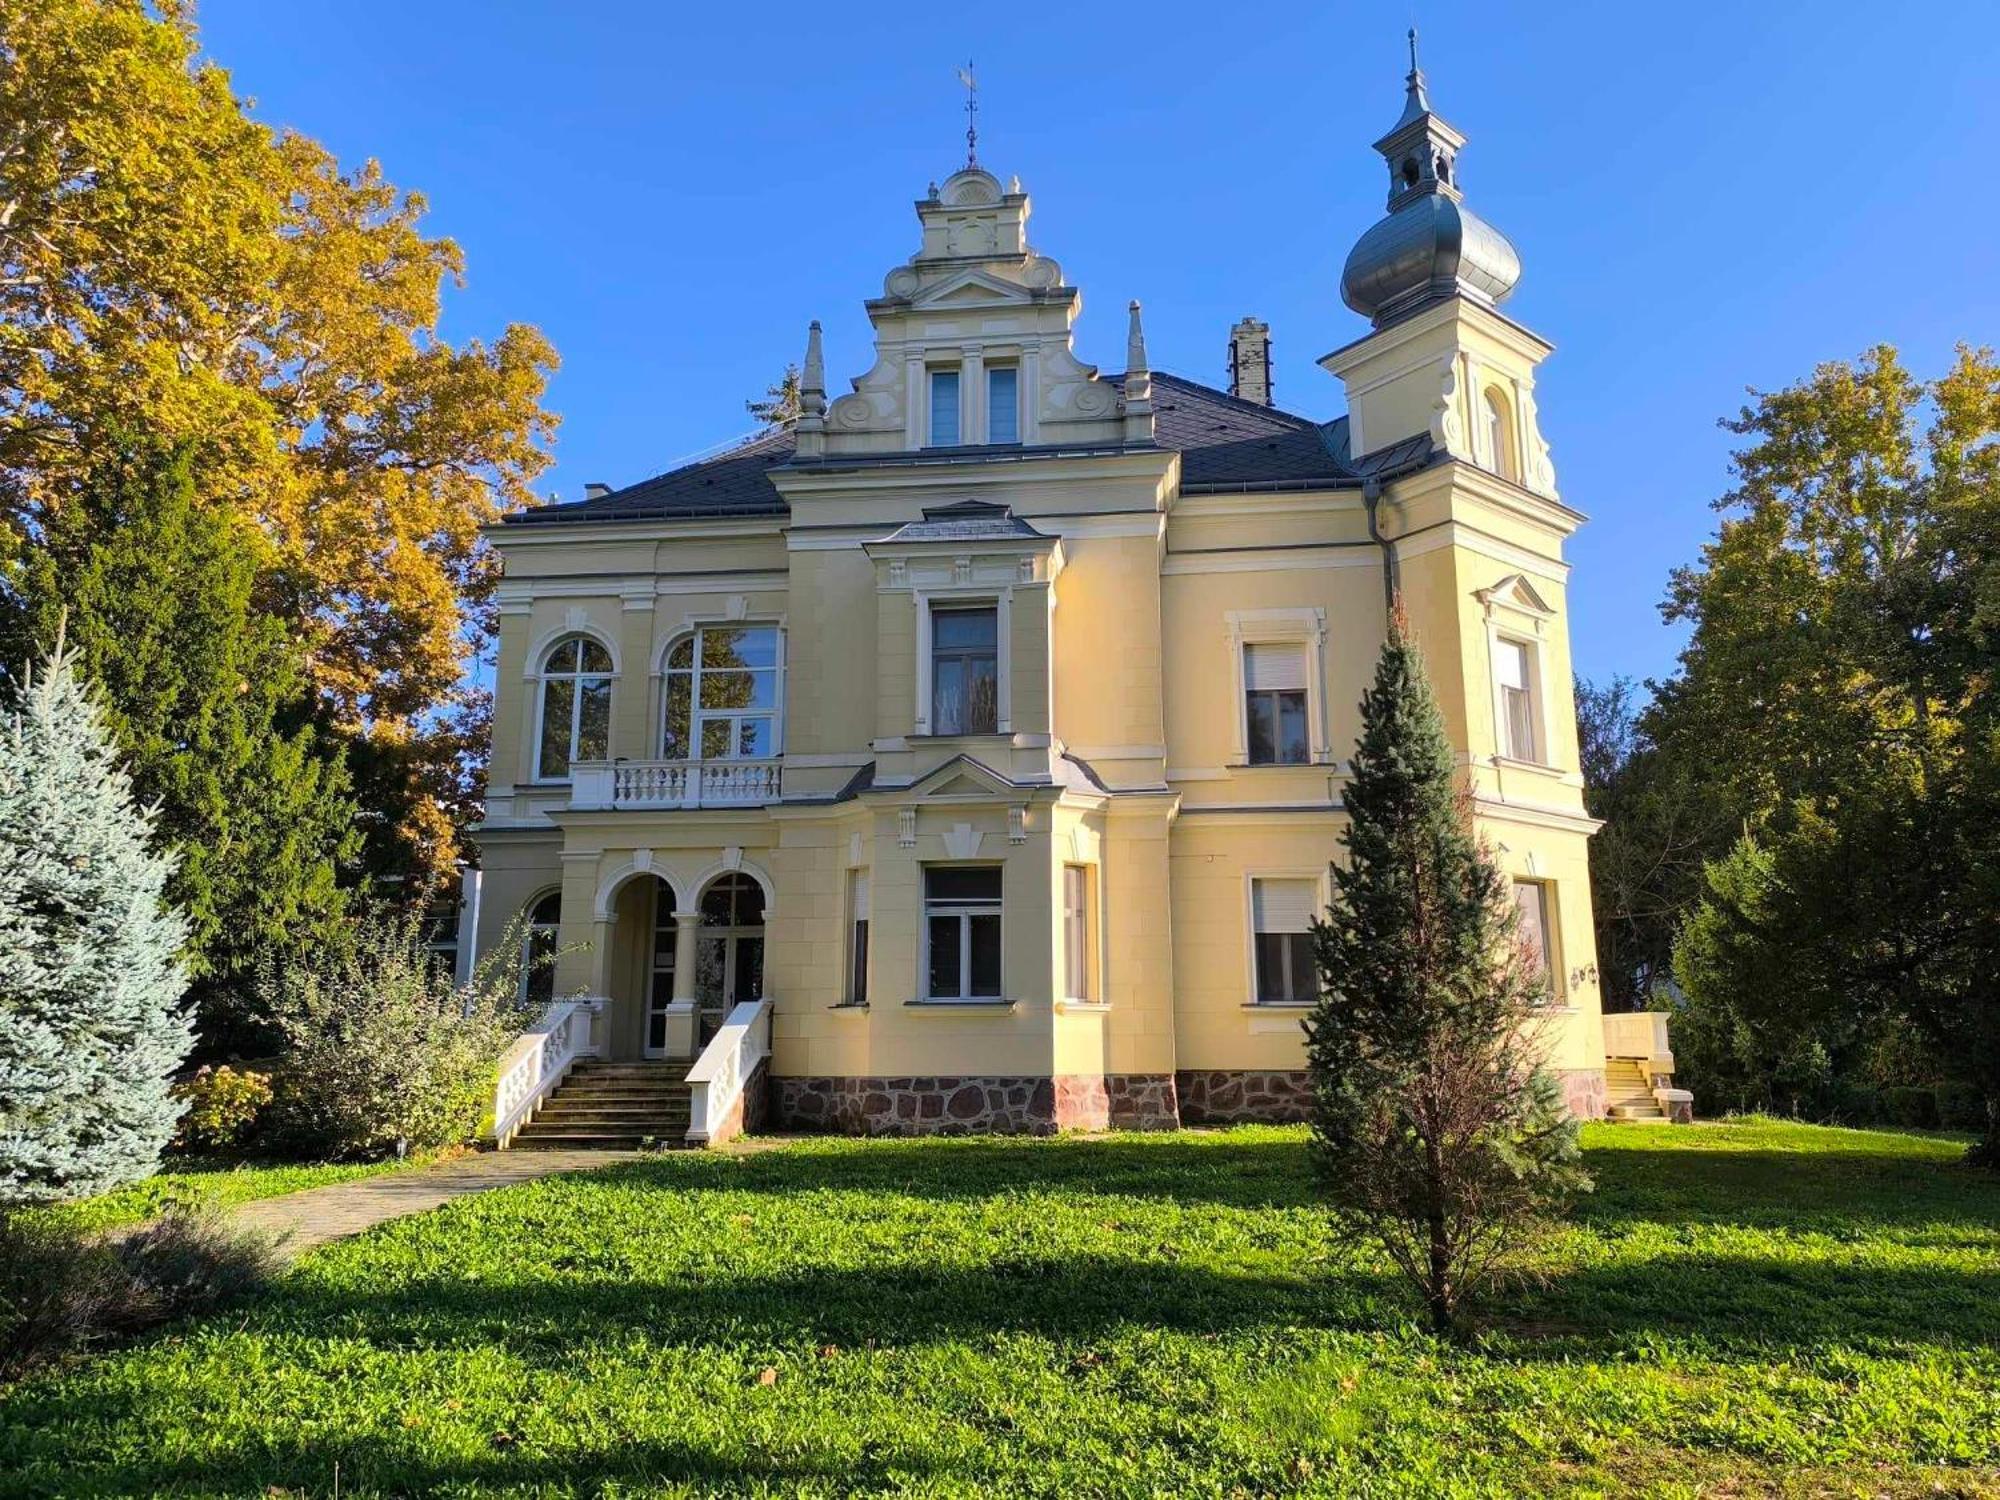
top-left (1492, 755), bottom-right (1564, 776)
top-left (828, 1001), bottom-right (869, 1012)
top-left (1226, 760), bottom-right (1325, 772)
top-left (1055, 998), bottom-right (1110, 1013)
top-left (1241, 1000), bottom-right (1314, 1010)
top-left (905, 998), bottom-right (1016, 1011)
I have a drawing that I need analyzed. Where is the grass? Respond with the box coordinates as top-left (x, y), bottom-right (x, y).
top-left (0, 1119), bottom-right (1996, 1497)
top-left (18, 1158), bottom-right (411, 1235)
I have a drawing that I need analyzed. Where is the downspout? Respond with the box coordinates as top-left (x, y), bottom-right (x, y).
top-left (1363, 476), bottom-right (1398, 622)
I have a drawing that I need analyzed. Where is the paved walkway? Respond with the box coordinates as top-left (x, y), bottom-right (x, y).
top-left (230, 1150), bottom-right (639, 1256)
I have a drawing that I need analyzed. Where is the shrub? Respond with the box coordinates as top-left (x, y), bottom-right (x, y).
top-left (0, 1204), bottom-right (274, 1380)
top-left (1935, 1083), bottom-right (1986, 1132)
top-left (1883, 1086), bottom-right (1941, 1130)
top-left (258, 906), bottom-right (531, 1160)
top-left (170, 1066), bottom-right (273, 1152)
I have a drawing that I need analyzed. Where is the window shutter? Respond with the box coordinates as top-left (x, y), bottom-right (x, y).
top-left (850, 871), bottom-right (870, 922)
top-left (1251, 877), bottom-right (1317, 934)
top-left (1243, 643), bottom-right (1307, 692)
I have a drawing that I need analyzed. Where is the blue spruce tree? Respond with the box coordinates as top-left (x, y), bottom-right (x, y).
top-left (0, 641), bottom-right (194, 1203)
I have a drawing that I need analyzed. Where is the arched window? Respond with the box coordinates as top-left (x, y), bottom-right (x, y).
top-left (1483, 387), bottom-right (1518, 483)
top-left (536, 635), bottom-right (613, 781)
top-left (520, 891), bottom-right (561, 1007)
top-left (662, 626), bottom-right (780, 761)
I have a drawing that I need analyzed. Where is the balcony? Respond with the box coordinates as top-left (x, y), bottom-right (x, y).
top-left (568, 759), bottom-right (781, 811)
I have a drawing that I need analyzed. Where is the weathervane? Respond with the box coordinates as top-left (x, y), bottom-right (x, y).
top-left (955, 59), bottom-right (979, 168)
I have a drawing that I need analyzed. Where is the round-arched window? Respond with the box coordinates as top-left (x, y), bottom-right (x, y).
top-left (1483, 387), bottom-right (1518, 483)
top-left (520, 891), bottom-right (561, 1007)
top-left (536, 635), bottom-right (613, 780)
top-left (662, 626), bottom-right (780, 761)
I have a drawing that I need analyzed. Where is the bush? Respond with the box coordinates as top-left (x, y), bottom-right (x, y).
top-left (1934, 1083), bottom-right (1986, 1132)
top-left (1883, 1086), bottom-right (1941, 1130)
top-left (258, 906), bottom-right (531, 1160)
top-left (170, 1066), bottom-right (273, 1152)
top-left (0, 1204), bottom-right (275, 1381)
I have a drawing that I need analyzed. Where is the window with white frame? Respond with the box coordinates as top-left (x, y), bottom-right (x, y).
top-left (662, 625), bottom-right (780, 760)
top-left (1512, 879), bottom-right (1557, 996)
top-left (1495, 636), bottom-right (1538, 762)
top-left (928, 369), bottom-right (961, 447)
top-left (536, 635), bottom-right (613, 780)
top-left (519, 890), bottom-right (561, 1007)
top-left (987, 365), bottom-right (1020, 444)
top-left (1251, 877), bottom-right (1317, 1004)
top-left (1243, 643), bottom-right (1310, 765)
top-left (1062, 864), bottom-right (1094, 1002)
top-left (930, 604), bottom-right (999, 735)
top-left (924, 866), bottom-right (1002, 1001)
top-left (846, 868), bottom-right (870, 1005)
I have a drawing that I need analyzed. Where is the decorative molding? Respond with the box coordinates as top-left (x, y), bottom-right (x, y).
top-left (1007, 807), bottom-right (1026, 844)
top-left (720, 846), bottom-right (744, 872)
top-left (942, 822), bottom-right (983, 860)
top-left (898, 809), bottom-right (917, 849)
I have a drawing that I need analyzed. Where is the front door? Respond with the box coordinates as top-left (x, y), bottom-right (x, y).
top-left (643, 879), bottom-right (676, 1058)
top-left (695, 873), bottom-right (765, 1045)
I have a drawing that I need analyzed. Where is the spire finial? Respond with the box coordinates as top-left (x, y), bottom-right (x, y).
top-left (1393, 26), bottom-right (1431, 126)
top-left (955, 60), bottom-right (979, 168)
top-left (1126, 299), bottom-right (1149, 374)
top-left (1408, 26), bottom-right (1419, 75)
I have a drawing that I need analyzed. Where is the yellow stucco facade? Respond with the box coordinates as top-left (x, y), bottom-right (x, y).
top-left (472, 75), bottom-right (1621, 1133)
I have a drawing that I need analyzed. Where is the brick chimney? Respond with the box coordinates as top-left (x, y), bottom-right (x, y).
top-left (1228, 317), bottom-right (1272, 406)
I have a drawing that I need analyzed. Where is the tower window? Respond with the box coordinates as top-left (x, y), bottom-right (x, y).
top-left (1401, 156), bottom-right (1421, 188)
top-left (1483, 386), bottom-right (1519, 483)
top-left (928, 369), bottom-right (961, 447)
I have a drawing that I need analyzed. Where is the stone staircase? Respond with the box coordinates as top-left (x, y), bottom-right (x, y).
top-left (509, 1060), bottom-right (693, 1150)
top-left (1605, 1057), bottom-right (1666, 1121)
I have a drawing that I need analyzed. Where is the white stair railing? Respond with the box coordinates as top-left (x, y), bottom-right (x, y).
top-left (492, 996), bottom-right (604, 1148)
top-left (684, 997), bottom-right (773, 1146)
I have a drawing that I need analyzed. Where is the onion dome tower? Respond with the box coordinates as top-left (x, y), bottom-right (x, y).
top-left (1340, 31), bottom-right (1521, 328)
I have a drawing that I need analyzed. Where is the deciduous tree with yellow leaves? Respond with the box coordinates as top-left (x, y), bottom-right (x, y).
top-left (0, 0), bottom-right (557, 878)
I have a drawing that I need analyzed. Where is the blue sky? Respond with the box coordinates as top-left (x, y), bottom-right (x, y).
top-left (196, 1), bottom-right (2000, 690)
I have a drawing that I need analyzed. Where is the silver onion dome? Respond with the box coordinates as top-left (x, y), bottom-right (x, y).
top-left (1339, 32), bottom-right (1521, 328)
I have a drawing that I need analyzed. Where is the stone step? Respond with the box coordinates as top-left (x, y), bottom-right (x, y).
top-left (531, 1107), bottom-right (689, 1126)
top-left (1609, 1103), bottom-right (1666, 1121)
top-left (512, 1130), bottom-right (686, 1150)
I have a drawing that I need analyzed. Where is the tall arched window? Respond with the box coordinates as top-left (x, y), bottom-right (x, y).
top-left (520, 891), bottom-right (561, 1007)
top-left (1483, 387), bottom-right (1518, 483)
top-left (536, 635), bottom-right (613, 780)
top-left (662, 626), bottom-right (780, 761)
top-left (695, 873), bottom-right (765, 1043)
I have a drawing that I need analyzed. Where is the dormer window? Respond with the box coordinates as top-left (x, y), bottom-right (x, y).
top-left (928, 369), bottom-right (961, 447)
top-left (987, 366), bottom-right (1019, 444)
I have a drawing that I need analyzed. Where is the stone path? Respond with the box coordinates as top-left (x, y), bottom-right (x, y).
top-left (229, 1150), bottom-right (639, 1256)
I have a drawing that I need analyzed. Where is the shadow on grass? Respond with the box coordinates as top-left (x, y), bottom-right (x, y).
top-left (1, 1424), bottom-right (947, 1499)
top-left (1573, 1143), bottom-right (2000, 1233)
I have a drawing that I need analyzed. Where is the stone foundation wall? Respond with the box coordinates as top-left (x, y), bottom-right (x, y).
top-left (774, 1076), bottom-right (1060, 1136)
top-left (1106, 1074), bottom-right (1180, 1130)
top-left (1175, 1069), bottom-right (1313, 1125)
top-left (1558, 1067), bottom-right (1608, 1121)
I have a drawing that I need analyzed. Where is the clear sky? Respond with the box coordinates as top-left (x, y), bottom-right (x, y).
top-left (194, 0), bottom-right (2000, 690)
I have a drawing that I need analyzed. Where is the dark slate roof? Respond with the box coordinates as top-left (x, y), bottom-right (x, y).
top-left (872, 499), bottom-right (1050, 545)
top-left (504, 372), bottom-right (1433, 527)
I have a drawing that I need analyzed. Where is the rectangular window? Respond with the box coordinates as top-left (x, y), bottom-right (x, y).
top-left (931, 605), bottom-right (999, 735)
top-left (1251, 877), bottom-right (1317, 1004)
top-left (1244, 643), bottom-right (1309, 765)
top-left (1513, 880), bottom-right (1555, 992)
top-left (1063, 864), bottom-right (1093, 1002)
top-left (925, 865), bottom-right (1003, 1000)
top-left (847, 870), bottom-right (870, 1005)
top-left (1497, 638), bottom-right (1537, 762)
top-left (928, 369), bottom-right (961, 447)
top-left (987, 366), bottom-right (1019, 444)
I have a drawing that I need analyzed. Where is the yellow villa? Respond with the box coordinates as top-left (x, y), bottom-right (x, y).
top-left (472, 49), bottom-right (1682, 1148)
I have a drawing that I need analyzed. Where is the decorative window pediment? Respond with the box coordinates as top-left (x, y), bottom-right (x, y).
top-left (1474, 574), bottom-right (1555, 624)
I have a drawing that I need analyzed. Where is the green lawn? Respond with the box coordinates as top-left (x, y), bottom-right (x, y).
top-left (21, 1157), bottom-right (410, 1235)
top-left (2, 1119), bottom-right (1997, 1497)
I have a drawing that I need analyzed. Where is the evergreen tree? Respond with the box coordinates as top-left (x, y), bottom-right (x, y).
top-left (4, 435), bottom-right (357, 1052)
top-left (746, 364), bottom-right (802, 429)
top-left (0, 640), bottom-right (194, 1203)
top-left (1306, 615), bottom-right (1588, 1334)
